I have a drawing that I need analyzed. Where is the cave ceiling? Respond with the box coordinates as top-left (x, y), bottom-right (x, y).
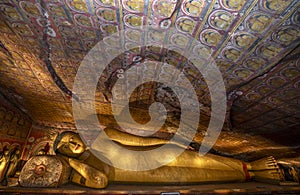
top-left (0, 0), bottom-right (299, 161)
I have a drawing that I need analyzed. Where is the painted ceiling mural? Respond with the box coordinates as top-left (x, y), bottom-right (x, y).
top-left (0, 0), bottom-right (299, 160)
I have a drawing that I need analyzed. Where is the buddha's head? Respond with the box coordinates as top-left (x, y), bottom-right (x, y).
top-left (2, 146), bottom-right (9, 156)
top-left (53, 131), bottom-right (86, 157)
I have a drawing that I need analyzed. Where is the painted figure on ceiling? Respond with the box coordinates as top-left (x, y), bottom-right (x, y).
top-left (246, 14), bottom-right (271, 33)
top-left (275, 27), bottom-right (299, 45)
top-left (210, 11), bottom-right (233, 30)
top-left (233, 33), bottom-right (255, 49)
top-left (18, 129), bottom-right (299, 188)
top-left (201, 30), bottom-right (222, 47)
top-left (154, 0), bottom-right (176, 17)
top-left (124, 0), bottom-right (144, 12)
top-left (124, 14), bottom-right (143, 28)
top-left (183, 0), bottom-right (204, 16)
top-left (176, 18), bottom-right (195, 34)
top-left (264, 0), bottom-right (291, 13)
top-left (223, 0), bottom-right (246, 11)
top-left (98, 9), bottom-right (116, 22)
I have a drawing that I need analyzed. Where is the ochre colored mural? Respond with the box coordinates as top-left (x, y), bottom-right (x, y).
top-left (0, 0), bottom-right (299, 166)
top-left (0, 94), bottom-right (31, 158)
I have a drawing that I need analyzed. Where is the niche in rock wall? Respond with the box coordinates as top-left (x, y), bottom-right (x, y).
top-left (0, 107), bottom-right (31, 140)
top-left (0, 95), bottom-right (32, 160)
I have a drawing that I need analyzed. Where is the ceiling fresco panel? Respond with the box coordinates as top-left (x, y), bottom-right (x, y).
top-left (0, 0), bottom-right (299, 160)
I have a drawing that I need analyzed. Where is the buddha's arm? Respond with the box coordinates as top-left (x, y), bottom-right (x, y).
top-left (104, 128), bottom-right (187, 148)
top-left (68, 158), bottom-right (108, 188)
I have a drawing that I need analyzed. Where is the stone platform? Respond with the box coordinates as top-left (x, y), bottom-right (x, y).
top-left (1, 182), bottom-right (300, 194)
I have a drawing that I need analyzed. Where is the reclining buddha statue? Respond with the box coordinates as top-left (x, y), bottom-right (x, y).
top-left (18, 128), bottom-right (298, 188)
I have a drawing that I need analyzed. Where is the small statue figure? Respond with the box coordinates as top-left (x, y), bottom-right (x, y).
top-left (19, 129), bottom-right (298, 188)
top-left (0, 146), bottom-right (11, 186)
top-left (6, 147), bottom-right (20, 178)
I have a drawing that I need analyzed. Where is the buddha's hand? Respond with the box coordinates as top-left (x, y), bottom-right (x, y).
top-left (69, 158), bottom-right (108, 188)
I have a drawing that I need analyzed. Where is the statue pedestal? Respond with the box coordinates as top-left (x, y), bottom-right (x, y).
top-left (1, 182), bottom-right (300, 194)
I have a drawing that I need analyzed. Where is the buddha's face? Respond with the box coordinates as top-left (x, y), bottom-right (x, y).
top-left (57, 132), bottom-right (86, 156)
top-left (4, 150), bottom-right (9, 155)
top-left (67, 133), bottom-right (85, 154)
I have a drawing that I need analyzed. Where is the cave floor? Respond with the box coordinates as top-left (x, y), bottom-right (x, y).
top-left (1, 182), bottom-right (300, 195)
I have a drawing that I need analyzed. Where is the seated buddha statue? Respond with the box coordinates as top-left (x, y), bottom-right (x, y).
top-left (19, 129), bottom-right (297, 188)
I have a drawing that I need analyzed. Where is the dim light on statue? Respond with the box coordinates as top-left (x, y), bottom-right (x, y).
top-left (16, 25), bottom-right (299, 189)
top-left (19, 130), bottom-right (285, 188)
